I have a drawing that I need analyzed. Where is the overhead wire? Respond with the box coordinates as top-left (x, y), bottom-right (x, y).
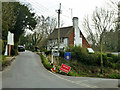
top-left (29, 1), bottom-right (60, 19)
top-left (28, 0), bottom-right (48, 13)
top-left (28, 0), bottom-right (56, 16)
top-left (24, 0), bottom-right (72, 26)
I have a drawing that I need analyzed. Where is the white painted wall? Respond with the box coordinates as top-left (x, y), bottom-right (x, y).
top-left (64, 38), bottom-right (68, 47)
top-left (47, 38), bottom-right (69, 51)
top-left (7, 31), bottom-right (14, 45)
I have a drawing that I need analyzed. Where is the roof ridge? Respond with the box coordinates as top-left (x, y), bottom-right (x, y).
top-left (55, 26), bottom-right (73, 30)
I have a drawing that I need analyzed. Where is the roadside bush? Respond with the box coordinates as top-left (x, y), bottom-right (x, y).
top-left (0, 55), bottom-right (6, 66)
top-left (107, 57), bottom-right (113, 63)
top-left (111, 54), bottom-right (120, 63)
top-left (103, 54), bottom-right (109, 67)
top-left (59, 51), bottom-right (64, 57)
top-left (107, 53), bottom-right (112, 57)
top-left (104, 55), bottom-right (120, 69)
top-left (11, 43), bottom-right (18, 55)
top-left (55, 65), bottom-right (60, 73)
top-left (86, 53), bottom-right (98, 66)
top-left (96, 52), bottom-right (115, 67)
top-left (0, 39), bottom-right (3, 54)
top-left (116, 63), bottom-right (120, 70)
top-left (106, 74), bottom-right (120, 79)
top-left (66, 46), bottom-right (88, 63)
top-left (39, 54), bottom-right (52, 70)
top-left (0, 39), bottom-right (6, 54)
top-left (65, 46), bottom-right (120, 70)
top-left (66, 46), bottom-right (100, 66)
top-left (39, 47), bottom-right (47, 52)
top-left (45, 50), bottom-right (51, 55)
top-left (68, 71), bottom-right (79, 76)
top-left (37, 46), bottom-right (120, 79)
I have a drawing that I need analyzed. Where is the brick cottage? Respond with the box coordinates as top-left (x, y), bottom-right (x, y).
top-left (47, 17), bottom-right (91, 51)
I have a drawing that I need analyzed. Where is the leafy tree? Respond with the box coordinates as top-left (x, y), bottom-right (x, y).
top-left (102, 30), bottom-right (118, 52)
top-left (2, 2), bottom-right (16, 54)
top-left (2, 2), bottom-right (16, 40)
top-left (2, 2), bottom-right (37, 55)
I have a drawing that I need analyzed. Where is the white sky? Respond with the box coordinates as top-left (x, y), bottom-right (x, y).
top-left (19, 0), bottom-right (119, 35)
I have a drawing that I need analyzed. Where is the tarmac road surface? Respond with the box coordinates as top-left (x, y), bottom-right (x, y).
top-left (2, 51), bottom-right (119, 88)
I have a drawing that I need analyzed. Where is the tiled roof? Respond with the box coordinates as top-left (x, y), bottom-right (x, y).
top-left (48, 26), bottom-right (73, 39)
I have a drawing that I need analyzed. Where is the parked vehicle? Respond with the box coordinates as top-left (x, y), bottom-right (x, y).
top-left (18, 45), bottom-right (25, 52)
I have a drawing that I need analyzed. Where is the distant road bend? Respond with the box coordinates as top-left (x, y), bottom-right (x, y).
top-left (2, 51), bottom-right (119, 88)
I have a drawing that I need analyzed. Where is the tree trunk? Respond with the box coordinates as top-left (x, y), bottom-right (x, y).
top-left (100, 40), bottom-right (103, 74)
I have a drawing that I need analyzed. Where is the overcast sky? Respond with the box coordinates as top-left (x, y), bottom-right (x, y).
top-left (19, 0), bottom-right (119, 35)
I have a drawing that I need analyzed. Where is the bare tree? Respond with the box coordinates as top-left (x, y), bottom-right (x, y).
top-left (28, 15), bottom-right (57, 47)
top-left (82, 7), bottom-right (115, 73)
top-left (82, 16), bottom-right (98, 48)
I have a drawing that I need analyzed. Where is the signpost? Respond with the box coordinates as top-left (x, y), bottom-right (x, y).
top-left (51, 49), bottom-right (59, 64)
top-left (60, 64), bottom-right (71, 74)
top-left (4, 31), bottom-right (14, 56)
top-left (53, 51), bottom-right (59, 56)
top-left (65, 52), bottom-right (71, 60)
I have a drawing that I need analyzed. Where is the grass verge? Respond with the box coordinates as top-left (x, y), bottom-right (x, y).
top-left (38, 53), bottom-right (52, 71)
top-left (37, 53), bottom-right (80, 76)
top-left (37, 53), bottom-right (120, 79)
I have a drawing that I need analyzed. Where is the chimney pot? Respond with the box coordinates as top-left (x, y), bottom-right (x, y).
top-left (73, 17), bottom-right (78, 28)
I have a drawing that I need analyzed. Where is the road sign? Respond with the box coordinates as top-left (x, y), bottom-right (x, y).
top-left (65, 52), bottom-right (71, 60)
top-left (60, 64), bottom-right (71, 74)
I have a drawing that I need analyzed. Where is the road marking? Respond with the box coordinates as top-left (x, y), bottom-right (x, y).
top-left (48, 71), bottom-right (98, 88)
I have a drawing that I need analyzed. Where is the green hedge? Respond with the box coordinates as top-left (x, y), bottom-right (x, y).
top-left (106, 74), bottom-right (120, 79)
top-left (39, 54), bottom-right (52, 70)
top-left (37, 49), bottom-right (120, 79)
top-left (65, 46), bottom-right (120, 69)
top-left (0, 39), bottom-right (2, 54)
top-left (0, 39), bottom-right (6, 54)
top-left (45, 50), bottom-right (52, 55)
top-left (0, 55), bottom-right (6, 66)
top-left (66, 46), bottom-right (98, 66)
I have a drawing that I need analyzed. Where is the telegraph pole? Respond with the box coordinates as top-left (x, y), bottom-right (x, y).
top-left (57, 3), bottom-right (61, 65)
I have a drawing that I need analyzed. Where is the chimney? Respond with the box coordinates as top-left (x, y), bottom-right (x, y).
top-left (73, 17), bottom-right (78, 28)
top-left (72, 17), bottom-right (82, 47)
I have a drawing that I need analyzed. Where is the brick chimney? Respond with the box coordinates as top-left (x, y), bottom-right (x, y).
top-left (73, 17), bottom-right (82, 47)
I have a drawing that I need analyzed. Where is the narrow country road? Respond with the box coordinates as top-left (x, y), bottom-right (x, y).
top-left (2, 51), bottom-right (119, 88)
